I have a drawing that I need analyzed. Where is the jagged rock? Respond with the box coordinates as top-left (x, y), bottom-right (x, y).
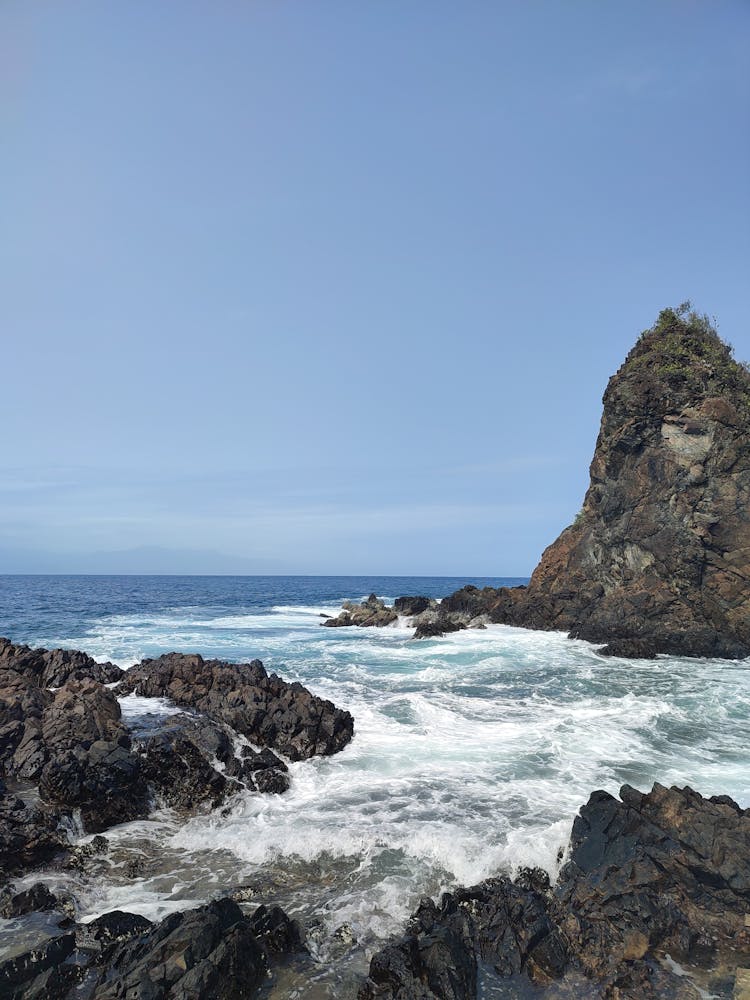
top-left (0, 785), bottom-right (64, 875)
top-left (359, 783), bottom-right (750, 999)
top-left (88, 897), bottom-right (300, 999)
top-left (225, 743), bottom-right (290, 794)
top-left (77, 910), bottom-right (153, 951)
top-left (359, 894), bottom-right (477, 1000)
top-left (117, 653), bottom-right (354, 761)
top-left (35, 678), bottom-right (148, 832)
top-left (0, 637), bottom-right (123, 689)
top-left (405, 307), bottom-right (750, 658)
top-left (323, 594), bottom-right (398, 628)
top-left (555, 783), bottom-right (750, 979)
top-left (246, 903), bottom-right (304, 955)
top-left (0, 882), bottom-right (64, 918)
top-left (413, 619), bottom-right (466, 640)
top-left (134, 721), bottom-right (230, 813)
top-left (394, 596), bottom-right (434, 617)
top-left (0, 933), bottom-right (76, 997)
top-left (0, 643), bottom-right (148, 834)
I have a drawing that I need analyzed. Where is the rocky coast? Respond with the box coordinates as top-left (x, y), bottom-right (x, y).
top-left (2, 307), bottom-right (749, 998)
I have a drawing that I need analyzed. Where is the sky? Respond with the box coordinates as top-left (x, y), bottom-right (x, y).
top-left (3, 1), bottom-right (749, 575)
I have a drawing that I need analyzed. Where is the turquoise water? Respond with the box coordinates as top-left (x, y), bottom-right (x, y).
top-left (2, 575), bottom-right (749, 994)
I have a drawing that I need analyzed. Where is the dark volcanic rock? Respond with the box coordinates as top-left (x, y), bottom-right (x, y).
top-left (0, 640), bottom-right (148, 834)
top-left (117, 653), bottom-right (354, 761)
top-left (406, 307), bottom-right (750, 658)
top-left (134, 717), bottom-right (230, 813)
top-left (0, 881), bottom-right (62, 918)
top-left (413, 619), bottom-right (466, 640)
top-left (0, 785), bottom-right (64, 874)
top-left (36, 679), bottom-right (148, 832)
top-left (246, 903), bottom-right (304, 955)
top-left (0, 932), bottom-right (77, 997)
top-left (323, 594), bottom-right (399, 628)
top-left (88, 897), bottom-right (301, 1000)
top-left (556, 783), bottom-right (750, 979)
top-left (0, 637), bottom-right (123, 689)
top-left (394, 596), bottom-right (433, 617)
top-left (360, 783), bottom-right (750, 999)
top-left (77, 910), bottom-right (153, 951)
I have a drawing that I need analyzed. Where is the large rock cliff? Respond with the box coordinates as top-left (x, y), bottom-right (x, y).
top-left (509, 304), bottom-right (750, 658)
top-left (401, 306), bottom-right (750, 658)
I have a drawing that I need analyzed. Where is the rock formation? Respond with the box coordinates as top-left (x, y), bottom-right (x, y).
top-left (401, 307), bottom-right (750, 658)
top-left (0, 638), bottom-right (353, 863)
top-left (322, 594), bottom-right (399, 628)
top-left (360, 783), bottom-right (750, 999)
top-left (0, 896), bottom-right (305, 1000)
top-left (117, 652), bottom-right (354, 759)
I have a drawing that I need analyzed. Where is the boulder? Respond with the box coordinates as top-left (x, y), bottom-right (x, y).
top-left (359, 783), bottom-right (750, 998)
top-left (88, 897), bottom-right (301, 999)
top-left (36, 679), bottom-right (148, 832)
top-left (0, 786), bottom-right (64, 875)
top-left (117, 653), bottom-right (354, 761)
top-left (0, 882), bottom-right (65, 918)
top-left (394, 596), bottom-right (434, 617)
top-left (323, 594), bottom-right (398, 628)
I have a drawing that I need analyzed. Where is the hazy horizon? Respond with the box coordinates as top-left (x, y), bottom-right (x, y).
top-left (4, 1), bottom-right (749, 576)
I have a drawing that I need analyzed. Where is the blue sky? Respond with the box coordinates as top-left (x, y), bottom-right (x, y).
top-left (3, 1), bottom-right (749, 575)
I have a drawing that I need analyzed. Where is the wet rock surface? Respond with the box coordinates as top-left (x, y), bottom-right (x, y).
top-left (359, 783), bottom-right (750, 998)
top-left (0, 639), bottom-right (148, 835)
top-left (0, 897), bottom-right (304, 1000)
top-left (0, 638), bottom-right (353, 879)
top-left (117, 652), bottom-right (354, 760)
top-left (0, 783), bottom-right (64, 875)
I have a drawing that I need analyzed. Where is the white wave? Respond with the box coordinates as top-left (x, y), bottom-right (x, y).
top-left (42, 597), bottom-right (750, 963)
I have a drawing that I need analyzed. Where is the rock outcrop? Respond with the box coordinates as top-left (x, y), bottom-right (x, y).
top-left (0, 897), bottom-right (305, 1000)
top-left (117, 652), bottom-right (354, 760)
top-left (403, 307), bottom-right (750, 658)
top-left (323, 594), bottom-right (399, 628)
top-left (360, 782), bottom-right (750, 998)
top-left (0, 641), bottom-right (149, 834)
top-left (0, 638), bottom-right (353, 862)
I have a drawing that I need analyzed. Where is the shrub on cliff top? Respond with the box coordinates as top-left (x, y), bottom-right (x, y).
top-left (628, 303), bottom-right (750, 409)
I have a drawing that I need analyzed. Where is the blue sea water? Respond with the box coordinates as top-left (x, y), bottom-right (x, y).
top-left (2, 574), bottom-right (749, 995)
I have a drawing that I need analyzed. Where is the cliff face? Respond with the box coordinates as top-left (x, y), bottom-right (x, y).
top-left (512, 306), bottom-right (750, 658)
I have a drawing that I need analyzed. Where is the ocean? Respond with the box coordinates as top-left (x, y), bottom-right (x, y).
top-left (2, 574), bottom-right (749, 996)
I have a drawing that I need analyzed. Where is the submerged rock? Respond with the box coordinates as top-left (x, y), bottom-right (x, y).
top-left (117, 652), bottom-right (354, 761)
top-left (359, 782), bottom-right (750, 998)
top-left (405, 307), bottom-right (750, 658)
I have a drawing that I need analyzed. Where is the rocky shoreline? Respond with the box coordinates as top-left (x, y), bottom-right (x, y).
top-left (0, 638), bottom-right (354, 871)
top-left (2, 308), bottom-right (749, 997)
top-left (2, 635), bottom-right (750, 997)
